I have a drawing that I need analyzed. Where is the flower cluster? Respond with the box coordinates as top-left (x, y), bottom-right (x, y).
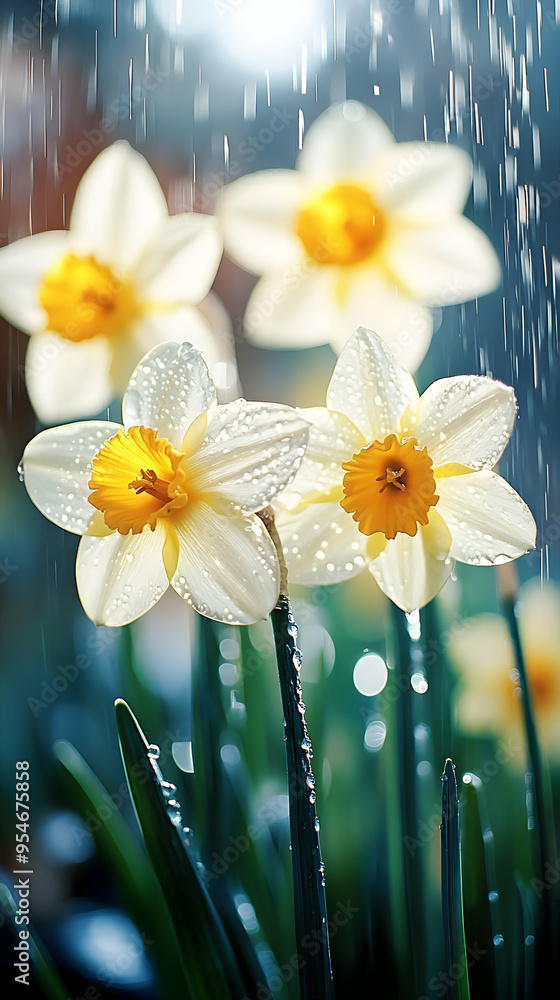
top-left (3, 115), bottom-right (536, 628)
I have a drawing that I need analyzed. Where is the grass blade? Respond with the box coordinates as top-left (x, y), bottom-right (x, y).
top-left (270, 595), bottom-right (335, 1000)
top-left (460, 771), bottom-right (507, 999)
top-left (53, 738), bottom-right (186, 1000)
top-left (441, 758), bottom-right (470, 1000)
top-left (115, 697), bottom-right (247, 1000)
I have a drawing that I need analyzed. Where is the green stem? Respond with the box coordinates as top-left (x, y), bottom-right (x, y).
top-left (501, 593), bottom-right (557, 985)
top-left (390, 601), bottom-right (425, 996)
top-left (441, 758), bottom-right (470, 1000)
top-left (270, 595), bottom-right (335, 1000)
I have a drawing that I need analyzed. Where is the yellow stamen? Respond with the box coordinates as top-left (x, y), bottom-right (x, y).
top-left (39, 252), bottom-right (139, 342)
top-left (340, 433), bottom-right (439, 540)
top-left (295, 183), bottom-right (386, 266)
top-left (89, 425), bottom-right (188, 535)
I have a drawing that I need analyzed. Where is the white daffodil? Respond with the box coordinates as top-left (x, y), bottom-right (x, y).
top-left (0, 141), bottom-right (227, 423)
top-left (21, 341), bottom-right (309, 627)
top-left (275, 327), bottom-right (536, 612)
top-left (448, 579), bottom-right (560, 761)
top-left (219, 100), bottom-right (501, 371)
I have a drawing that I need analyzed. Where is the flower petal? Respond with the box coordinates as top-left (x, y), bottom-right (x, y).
top-left (123, 340), bottom-right (216, 449)
top-left (186, 401), bottom-right (309, 514)
top-left (408, 375), bottom-right (516, 468)
top-left (326, 327), bottom-right (418, 441)
top-left (435, 470), bottom-right (537, 564)
top-left (298, 101), bottom-right (395, 180)
top-left (219, 169), bottom-right (306, 274)
top-left (76, 522), bottom-right (169, 626)
top-left (69, 141), bottom-right (168, 271)
top-left (371, 142), bottom-right (473, 217)
top-left (327, 270), bottom-right (434, 371)
top-left (171, 502), bottom-right (280, 624)
top-left (21, 420), bottom-right (121, 533)
top-left (197, 291), bottom-right (241, 403)
top-left (0, 231), bottom-right (69, 334)
top-left (26, 333), bottom-right (114, 423)
top-left (368, 508), bottom-right (453, 612)
top-left (112, 305), bottom-right (221, 404)
top-left (279, 406), bottom-right (366, 505)
top-left (243, 267), bottom-right (344, 349)
top-left (275, 500), bottom-right (368, 585)
top-left (384, 216), bottom-right (501, 305)
top-left (135, 213), bottom-right (222, 303)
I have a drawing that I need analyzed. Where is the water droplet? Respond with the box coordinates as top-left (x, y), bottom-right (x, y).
top-left (147, 744), bottom-right (160, 759)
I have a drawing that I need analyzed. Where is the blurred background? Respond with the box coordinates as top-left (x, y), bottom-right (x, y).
top-left (0, 0), bottom-right (559, 997)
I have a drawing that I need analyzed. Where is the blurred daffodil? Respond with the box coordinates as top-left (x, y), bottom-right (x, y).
top-left (219, 101), bottom-right (501, 370)
top-left (275, 327), bottom-right (535, 612)
top-left (0, 142), bottom-right (226, 423)
top-left (448, 580), bottom-right (560, 759)
top-left (21, 341), bottom-right (309, 627)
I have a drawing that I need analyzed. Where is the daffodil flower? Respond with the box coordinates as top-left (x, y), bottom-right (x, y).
top-left (275, 327), bottom-right (536, 612)
top-left (21, 341), bottom-right (309, 627)
top-left (0, 142), bottom-right (227, 423)
top-left (219, 101), bottom-right (501, 371)
top-left (448, 580), bottom-right (560, 760)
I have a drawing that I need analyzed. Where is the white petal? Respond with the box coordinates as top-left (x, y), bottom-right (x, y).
top-left (279, 406), bottom-right (365, 505)
top-left (186, 401), bottom-right (309, 513)
top-left (327, 271), bottom-right (434, 372)
top-left (69, 141), bottom-right (168, 271)
top-left (197, 291), bottom-right (241, 403)
top-left (275, 500), bottom-right (368, 586)
top-left (326, 326), bottom-right (418, 441)
top-left (243, 267), bottom-right (344, 348)
top-left (123, 341), bottom-right (216, 449)
top-left (371, 142), bottom-right (473, 217)
top-left (410, 375), bottom-right (516, 468)
top-left (384, 217), bottom-right (501, 305)
top-left (135, 213), bottom-right (222, 303)
top-left (435, 470), bottom-right (537, 564)
top-left (26, 333), bottom-right (114, 423)
top-left (76, 522), bottom-right (169, 626)
top-left (0, 232), bottom-right (69, 334)
top-left (368, 508), bottom-right (453, 612)
top-left (112, 304), bottom-right (225, 403)
top-left (21, 420), bottom-right (121, 533)
top-left (298, 101), bottom-right (395, 180)
top-left (447, 614), bottom-right (514, 677)
top-left (219, 169), bottom-right (306, 274)
top-left (171, 502), bottom-right (279, 624)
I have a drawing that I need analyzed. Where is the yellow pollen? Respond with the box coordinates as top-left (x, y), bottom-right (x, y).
top-left (295, 183), bottom-right (387, 266)
top-left (340, 433), bottom-right (439, 540)
top-left (38, 252), bottom-right (139, 342)
top-left (89, 426), bottom-right (188, 535)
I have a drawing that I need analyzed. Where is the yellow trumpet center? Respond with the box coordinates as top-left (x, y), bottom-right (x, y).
top-left (340, 433), bottom-right (439, 540)
top-left (295, 183), bottom-right (386, 266)
top-left (38, 252), bottom-right (139, 342)
top-left (88, 425), bottom-right (189, 535)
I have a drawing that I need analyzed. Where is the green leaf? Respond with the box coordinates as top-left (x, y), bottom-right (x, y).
top-left (53, 739), bottom-right (186, 1000)
top-left (115, 697), bottom-right (248, 1000)
top-left (441, 758), bottom-right (470, 1000)
top-left (460, 771), bottom-right (507, 1000)
top-left (0, 883), bottom-right (67, 1000)
top-left (270, 596), bottom-right (335, 1000)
